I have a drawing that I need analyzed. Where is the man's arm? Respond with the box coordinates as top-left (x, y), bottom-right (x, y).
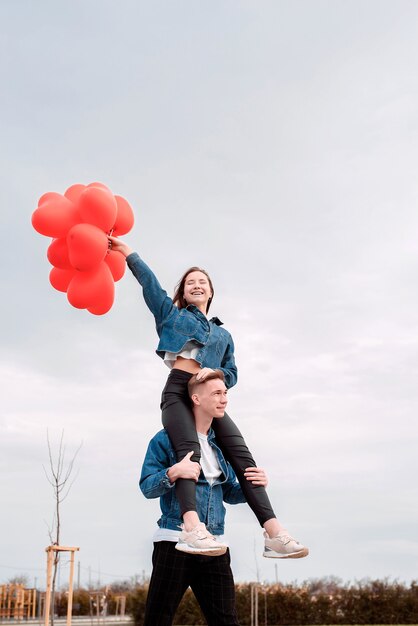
top-left (140, 437), bottom-right (201, 499)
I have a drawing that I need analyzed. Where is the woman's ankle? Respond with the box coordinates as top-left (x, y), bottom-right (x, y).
top-left (263, 518), bottom-right (285, 539)
top-left (183, 510), bottom-right (201, 532)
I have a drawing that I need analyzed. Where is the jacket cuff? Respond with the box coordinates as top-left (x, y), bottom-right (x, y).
top-left (126, 251), bottom-right (140, 265)
top-left (161, 469), bottom-right (175, 489)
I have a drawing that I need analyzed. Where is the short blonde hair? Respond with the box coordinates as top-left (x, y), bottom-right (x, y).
top-left (188, 370), bottom-right (225, 398)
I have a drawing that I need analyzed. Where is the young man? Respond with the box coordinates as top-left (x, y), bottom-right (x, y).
top-left (139, 371), bottom-right (268, 626)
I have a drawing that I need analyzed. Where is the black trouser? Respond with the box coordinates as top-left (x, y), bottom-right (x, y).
top-left (144, 542), bottom-right (240, 626)
top-left (161, 369), bottom-right (276, 525)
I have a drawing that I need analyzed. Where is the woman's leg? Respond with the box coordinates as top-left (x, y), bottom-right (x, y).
top-left (212, 413), bottom-right (309, 556)
top-left (161, 371), bottom-right (200, 520)
top-left (209, 408), bottom-right (308, 557)
top-left (211, 412), bottom-right (277, 526)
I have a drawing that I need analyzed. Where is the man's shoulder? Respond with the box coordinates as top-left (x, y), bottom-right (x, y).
top-left (144, 430), bottom-right (174, 462)
top-left (149, 429), bottom-right (171, 445)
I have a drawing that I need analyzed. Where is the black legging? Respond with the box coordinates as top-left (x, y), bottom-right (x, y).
top-left (160, 369), bottom-right (276, 526)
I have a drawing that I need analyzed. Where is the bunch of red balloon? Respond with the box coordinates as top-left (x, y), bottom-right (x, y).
top-left (32, 182), bottom-right (134, 315)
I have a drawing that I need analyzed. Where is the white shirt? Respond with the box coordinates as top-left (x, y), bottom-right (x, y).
top-left (197, 432), bottom-right (222, 486)
top-left (163, 340), bottom-right (200, 369)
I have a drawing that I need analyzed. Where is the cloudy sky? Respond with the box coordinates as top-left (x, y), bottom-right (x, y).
top-left (1, 0), bottom-right (418, 589)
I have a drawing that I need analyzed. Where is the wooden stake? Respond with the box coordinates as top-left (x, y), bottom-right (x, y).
top-left (67, 551), bottom-right (76, 626)
top-left (44, 549), bottom-right (54, 626)
top-left (44, 546), bottom-right (79, 626)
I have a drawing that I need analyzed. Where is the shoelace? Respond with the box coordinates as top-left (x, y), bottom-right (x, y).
top-left (192, 528), bottom-right (214, 540)
top-left (276, 534), bottom-right (292, 545)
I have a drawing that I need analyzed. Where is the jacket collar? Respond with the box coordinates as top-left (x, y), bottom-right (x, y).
top-left (186, 304), bottom-right (223, 326)
top-left (209, 316), bottom-right (223, 326)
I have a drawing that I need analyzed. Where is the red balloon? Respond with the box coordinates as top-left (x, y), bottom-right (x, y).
top-left (87, 284), bottom-right (115, 315)
top-left (105, 250), bottom-right (126, 281)
top-left (87, 182), bottom-right (111, 191)
top-left (32, 192), bottom-right (80, 238)
top-left (67, 262), bottom-right (114, 310)
top-left (78, 186), bottom-right (117, 232)
top-left (38, 191), bottom-right (60, 205)
top-left (112, 195), bottom-right (135, 236)
top-left (49, 267), bottom-right (76, 292)
top-left (64, 184), bottom-right (86, 203)
top-left (67, 223), bottom-right (108, 271)
top-left (33, 182), bottom-right (135, 315)
top-left (47, 238), bottom-right (72, 269)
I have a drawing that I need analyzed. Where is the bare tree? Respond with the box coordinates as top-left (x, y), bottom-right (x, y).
top-left (44, 430), bottom-right (82, 626)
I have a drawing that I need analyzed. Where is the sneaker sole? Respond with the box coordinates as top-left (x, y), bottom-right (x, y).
top-left (263, 547), bottom-right (309, 559)
top-left (175, 543), bottom-right (227, 557)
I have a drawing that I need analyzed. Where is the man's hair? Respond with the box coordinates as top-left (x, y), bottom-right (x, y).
top-left (188, 370), bottom-right (225, 398)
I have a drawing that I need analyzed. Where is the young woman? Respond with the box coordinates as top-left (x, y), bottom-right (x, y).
top-left (109, 236), bottom-right (308, 559)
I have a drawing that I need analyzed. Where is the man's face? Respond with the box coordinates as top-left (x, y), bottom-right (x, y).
top-left (193, 378), bottom-right (228, 417)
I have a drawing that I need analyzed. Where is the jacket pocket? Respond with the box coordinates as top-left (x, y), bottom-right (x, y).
top-left (173, 310), bottom-right (199, 336)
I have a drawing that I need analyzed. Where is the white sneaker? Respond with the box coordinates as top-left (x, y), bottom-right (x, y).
top-left (263, 531), bottom-right (309, 559)
top-left (175, 522), bottom-right (227, 556)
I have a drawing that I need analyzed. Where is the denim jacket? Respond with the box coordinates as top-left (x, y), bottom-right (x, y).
top-left (126, 253), bottom-right (237, 388)
top-left (140, 429), bottom-right (246, 535)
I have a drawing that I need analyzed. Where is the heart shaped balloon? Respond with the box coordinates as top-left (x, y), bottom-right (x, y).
top-left (32, 181), bottom-right (135, 315)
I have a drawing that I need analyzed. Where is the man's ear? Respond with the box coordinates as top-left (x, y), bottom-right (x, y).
top-left (191, 393), bottom-right (200, 406)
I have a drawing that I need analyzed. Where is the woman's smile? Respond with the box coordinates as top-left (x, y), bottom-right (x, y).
top-left (183, 271), bottom-right (212, 311)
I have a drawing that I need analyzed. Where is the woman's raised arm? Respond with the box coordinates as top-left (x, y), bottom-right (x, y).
top-left (109, 236), bottom-right (175, 328)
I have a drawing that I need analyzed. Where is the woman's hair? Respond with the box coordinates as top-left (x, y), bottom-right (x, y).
top-left (188, 370), bottom-right (225, 398)
top-left (173, 267), bottom-right (215, 313)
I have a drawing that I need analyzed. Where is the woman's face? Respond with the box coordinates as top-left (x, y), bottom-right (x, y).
top-left (183, 271), bottom-right (213, 311)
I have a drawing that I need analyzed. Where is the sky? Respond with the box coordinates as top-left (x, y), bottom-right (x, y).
top-left (1, 0), bottom-right (418, 590)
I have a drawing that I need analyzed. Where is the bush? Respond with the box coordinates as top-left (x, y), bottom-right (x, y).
top-left (129, 578), bottom-right (418, 625)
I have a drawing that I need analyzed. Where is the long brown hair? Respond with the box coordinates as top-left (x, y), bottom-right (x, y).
top-left (173, 267), bottom-right (215, 314)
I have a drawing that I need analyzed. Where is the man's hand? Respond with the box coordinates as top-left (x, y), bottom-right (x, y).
top-left (167, 452), bottom-right (201, 483)
top-left (244, 467), bottom-right (268, 487)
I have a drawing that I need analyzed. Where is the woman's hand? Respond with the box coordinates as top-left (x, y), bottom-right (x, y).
top-left (244, 467), bottom-right (268, 487)
top-left (196, 367), bottom-right (216, 382)
top-left (108, 235), bottom-right (133, 258)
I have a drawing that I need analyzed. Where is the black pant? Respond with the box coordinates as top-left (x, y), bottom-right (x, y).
top-left (161, 369), bottom-right (276, 525)
top-left (144, 542), bottom-right (240, 626)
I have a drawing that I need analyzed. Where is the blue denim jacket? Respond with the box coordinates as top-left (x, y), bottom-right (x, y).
top-left (126, 253), bottom-right (237, 388)
top-left (140, 429), bottom-right (246, 535)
